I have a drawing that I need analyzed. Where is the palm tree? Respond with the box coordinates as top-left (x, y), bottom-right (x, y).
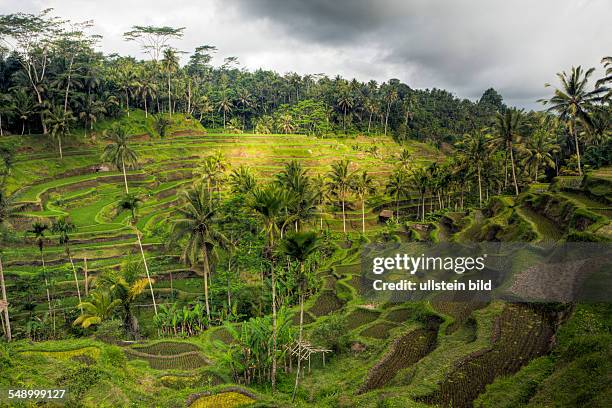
top-left (0, 93), bottom-right (14, 137)
top-left (162, 48), bottom-right (180, 115)
top-left (327, 160), bottom-right (354, 233)
top-left (352, 171), bottom-right (376, 233)
top-left (250, 185), bottom-right (284, 253)
top-left (492, 109), bottom-right (524, 195)
top-left (456, 131), bottom-right (488, 206)
top-left (384, 88), bottom-right (398, 136)
top-left (46, 105), bottom-right (76, 159)
top-left (0, 189), bottom-right (15, 341)
top-left (96, 262), bottom-right (152, 339)
top-left (217, 93), bottom-right (233, 129)
top-left (101, 125), bottom-right (139, 194)
top-left (410, 167), bottom-right (429, 222)
top-left (73, 290), bottom-right (120, 329)
top-left (229, 165), bottom-right (257, 194)
top-left (279, 232), bottom-right (319, 402)
top-left (386, 168), bottom-right (408, 221)
top-left (170, 184), bottom-right (225, 320)
top-left (26, 222), bottom-right (54, 327)
top-left (51, 218), bottom-right (82, 313)
top-left (118, 194), bottom-right (141, 222)
top-left (276, 161), bottom-right (316, 232)
top-left (540, 66), bottom-right (606, 176)
top-left (277, 113), bottom-right (295, 134)
top-left (522, 131), bottom-right (559, 182)
top-left (337, 92), bottom-right (353, 132)
top-left (13, 89), bottom-right (35, 135)
top-left (398, 149), bottom-right (412, 169)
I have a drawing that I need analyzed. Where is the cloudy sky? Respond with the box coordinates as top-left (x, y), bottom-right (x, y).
top-left (1, 0), bottom-right (610, 109)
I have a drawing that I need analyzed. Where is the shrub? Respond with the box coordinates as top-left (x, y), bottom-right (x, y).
top-left (309, 313), bottom-right (350, 352)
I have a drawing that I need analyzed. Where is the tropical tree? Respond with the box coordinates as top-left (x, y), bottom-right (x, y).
top-left (410, 167), bottom-right (429, 222)
top-left (0, 189), bottom-right (15, 341)
top-left (46, 106), bottom-right (76, 159)
top-left (217, 92), bottom-right (233, 128)
top-left (96, 261), bottom-right (152, 338)
top-left (101, 125), bottom-right (139, 194)
top-left (229, 165), bottom-right (257, 194)
top-left (26, 222), bottom-right (54, 326)
top-left (279, 231), bottom-right (319, 402)
top-left (327, 160), bottom-right (354, 233)
top-left (492, 109), bottom-right (524, 195)
top-left (386, 168), bottom-right (408, 221)
top-left (352, 170), bottom-right (376, 233)
top-left (540, 66), bottom-right (606, 175)
top-left (51, 218), bottom-right (82, 313)
top-left (73, 290), bottom-right (120, 328)
top-left (170, 183), bottom-right (225, 320)
top-left (250, 185), bottom-right (284, 253)
top-left (456, 131), bottom-right (489, 206)
top-left (522, 131), bottom-right (559, 181)
top-left (162, 48), bottom-right (180, 115)
top-left (118, 194), bottom-right (142, 221)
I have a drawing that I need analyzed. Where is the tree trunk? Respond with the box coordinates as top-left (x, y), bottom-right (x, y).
top-left (68, 250), bottom-right (83, 314)
top-left (201, 242), bottom-right (211, 320)
top-left (167, 73), bottom-right (172, 116)
top-left (362, 197), bottom-right (366, 234)
top-left (367, 112), bottom-right (372, 134)
top-left (144, 95), bottom-right (148, 118)
top-left (384, 101), bottom-right (391, 136)
top-left (573, 124), bottom-right (582, 176)
top-left (510, 145), bottom-right (519, 196)
top-left (0, 256), bottom-right (12, 341)
top-left (292, 269), bottom-right (305, 402)
top-left (84, 256), bottom-right (88, 297)
top-left (136, 230), bottom-right (157, 315)
top-left (271, 263), bottom-right (278, 392)
top-left (58, 135), bottom-right (63, 160)
top-left (122, 159), bottom-right (129, 194)
top-left (477, 165), bottom-right (482, 207)
top-left (341, 197), bottom-right (346, 233)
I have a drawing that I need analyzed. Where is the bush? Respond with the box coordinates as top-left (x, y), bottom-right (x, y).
top-left (309, 313), bottom-right (350, 353)
top-left (95, 319), bottom-right (124, 342)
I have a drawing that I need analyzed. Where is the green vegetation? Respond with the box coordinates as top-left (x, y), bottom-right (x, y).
top-left (0, 8), bottom-right (610, 408)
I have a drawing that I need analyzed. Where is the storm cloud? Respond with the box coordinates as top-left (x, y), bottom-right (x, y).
top-left (2, 0), bottom-right (610, 108)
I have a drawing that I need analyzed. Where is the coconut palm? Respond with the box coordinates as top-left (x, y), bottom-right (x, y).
top-left (26, 222), bottom-right (54, 326)
top-left (410, 167), bottom-right (429, 222)
top-left (73, 290), bottom-right (120, 329)
top-left (386, 168), bottom-right (408, 221)
top-left (337, 92), bottom-right (353, 132)
top-left (276, 161), bottom-right (317, 232)
top-left (162, 48), bottom-right (180, 115)
top-left (118, 194), bottom-right (142, 222)
top-left (229, 165), bottom-right (257, 194)
top-left (170, 183), bottom-right (225, 320)
top-left (277, 113), bottom-right (295, 134)
top-left (352, 171), bottom-right (376, 233)
top-left (491, 109), bottom-right (524, 195)
top-left (398, 149), bottom-right (412, 169)
top-left (51, 218), bottom-right (82, 313)
top-left (96, 262), bottom-right (152, 339)
top-left (279, 231), bottom-right (319, 402)
top-left (456, 131), bottom-right (489, 206)
top-left (217, 93), bottom-right (233, 128)
top-left (101, 125), bottom-right (139, 194)
top-left (522, 132), bottom-right (559, 182)
top-left (250, 185), bottom-right (285, 252)
top-left (540, 66), bottom-right (606, 176)
top-left (46, 105), bottom-right (76, 159)
top-left (0, 189), bottom-right (15, 341)
top-left (327, 160), bottom-right (354, 233)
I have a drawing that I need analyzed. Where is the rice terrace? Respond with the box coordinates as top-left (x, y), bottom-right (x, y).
top-left (0, 2), bottom-right (611, 408)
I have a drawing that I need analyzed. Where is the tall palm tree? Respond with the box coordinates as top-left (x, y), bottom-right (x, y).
top-left (26, 222), bottom-right (54, 327)
top-left (0, 189), bottom-right (15, 341)
top-left (101, 125), bottom-right (139, 194)
top-left (386, 168), bottom-right (408, 221)
top-left (170, 184), bottom-right (225, 320)
top-left (352, 171), bottom-right (376, 233)
top-left (540, 66), bottom-right (606, 176)
top-left (327, 160), bottom-right (354, 233)
top-left (398, 149), bottom-right (412, 169)
top-left (46, 105), bottom-right (76, 159)
top-left (492, 109), bottom-right (524, 195)
top-left (51, 218), bottom-right (82, 313)
top-left (337, 92), bottom-right (353, 132)
top-left (217, 93), bottom-right (233, 129)
top-left (522, 132), bottom-right (559, 182)
top-left (162, 48), bottom-right (180, 115)
top-left (276, 160), bottom-right (316, 232)
top-left (250, 185), bottom-right (284, 252)
top-left (456, 131), bottom-right (489, 206)
top-left (279, 231), bottom-right (319, 402)
top-left (410, 167), bottom-right (429, 222)
top-left (277, 113), bottom-right (295, 134)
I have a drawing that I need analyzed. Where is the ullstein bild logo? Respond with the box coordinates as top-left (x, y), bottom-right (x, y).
top-left (360, 242), bottom-right (611, 303)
